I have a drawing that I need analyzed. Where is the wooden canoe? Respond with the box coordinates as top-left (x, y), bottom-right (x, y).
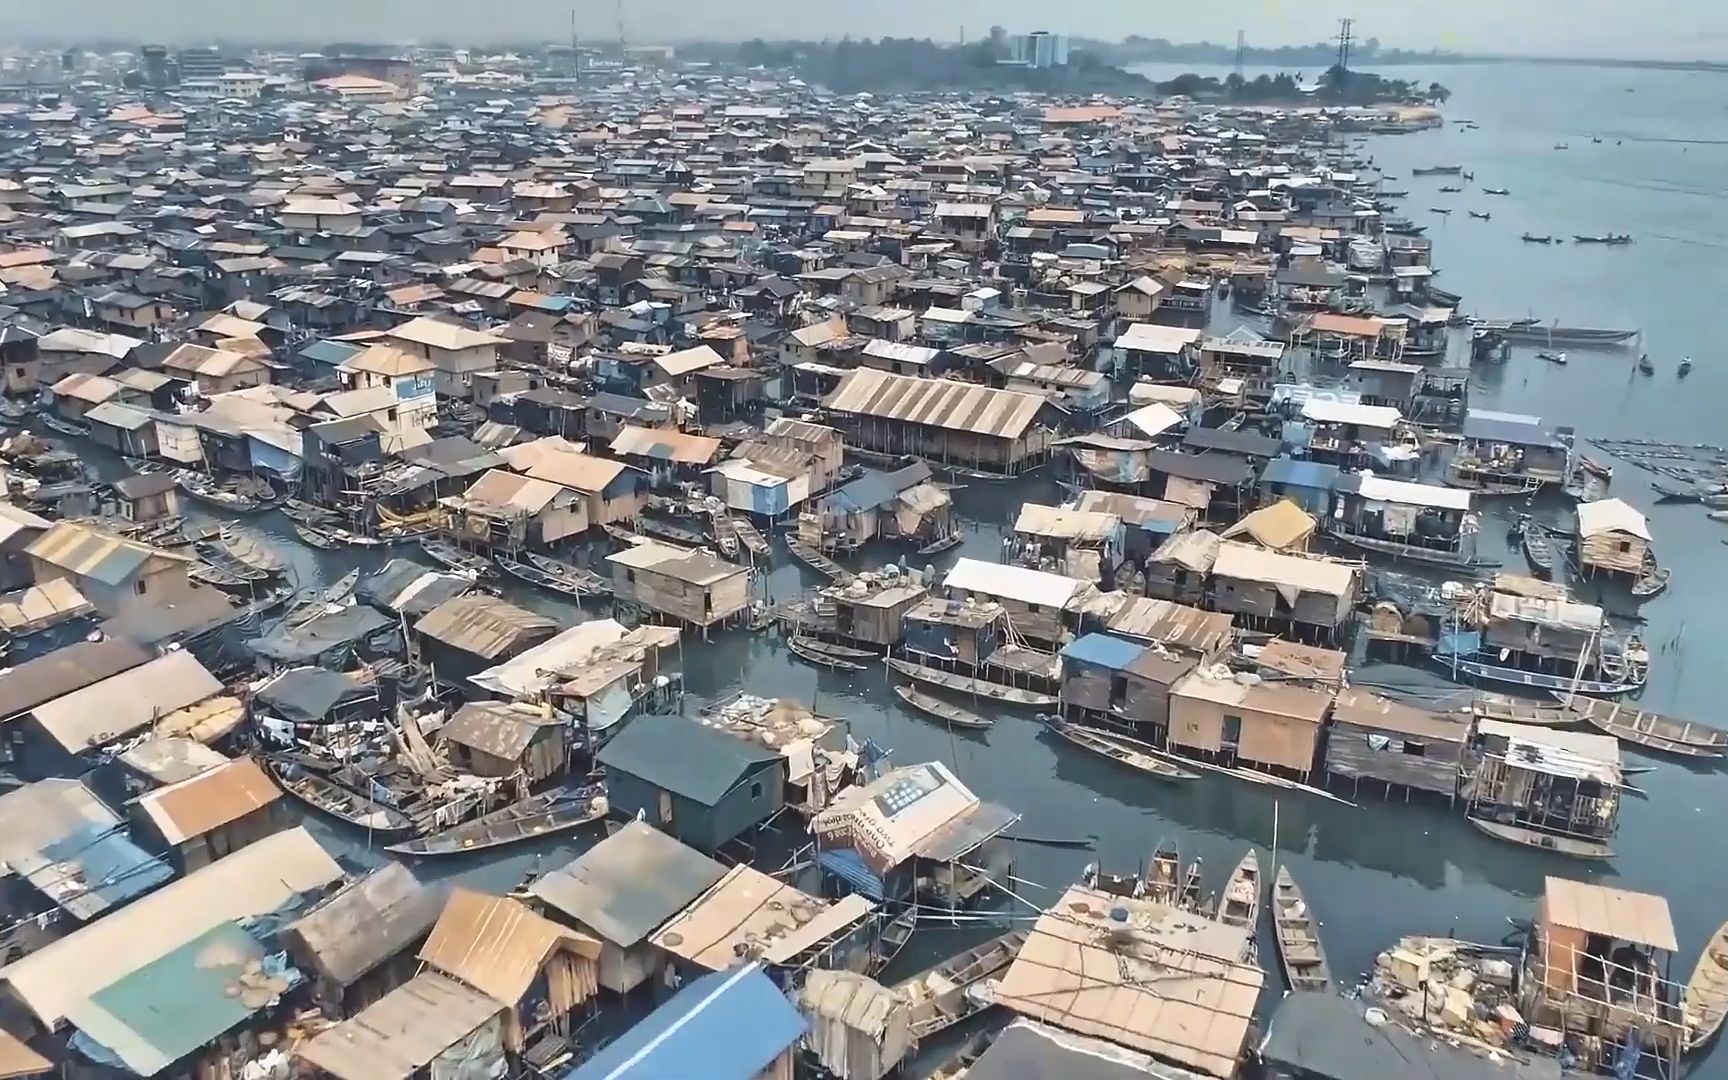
top-left (1684, 919), bottom-right (1728, 1051)
top-left (293, 522), bottom-right (340, 550)
top-left (1470, 692), bottom-right (1580, 727)
top-left (1564, 696), bottom-right (1728, 758)
top-left (785, 534), bottom-right (854, 584)
top-left (1216, 849), bottom-right (1261, 929)
top-left (385, 789), bottom-right (608, 857)
top-left (894, 683), bottom-right (992, 730)
top-left (789, 637), bottom-right (866, 671)
top-left (1273, 866), bottom-right (1331, 992)
top-left (526, 552), bottom-right (610, 596)
top-left (419, 537), bottom-right (493, 577)
top-left (887, 657), bottom-right (1057, 707)
top-left (1467, 817), bottom-right (1615, 859)
top-left (795, 637), bottom-right (878, 661)
top-left (262, 756), bottom-right (414, 837)
top-left (895, 929), bottom-right (1028, 1040)
top-left (732, 518), bottom-right (770, 558)
top-left (1043, 720), bottom-right (1198, 781)
top-left (1522, 525), bottom-right (1557, 576)
top-left (870, 908), bottom-right (919, 975)
top-left (497, 553), bottom-right (588, 600)
top-left (1179, 859), bottom-right (1205, 912)
top-left (916, 533), bottom-right (963, 556)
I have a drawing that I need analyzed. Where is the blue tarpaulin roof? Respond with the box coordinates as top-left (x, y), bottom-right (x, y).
top-left (1061, 633), bottom-right (1147, 673)
top-left (565, 964), bottom-right (805, 1080)
top-left (1261, 456), bottom-right (1341, 490)
top-left (816, 847), bottom-right (886, 901)
top-left (38, 821), bottom-right (174, 919)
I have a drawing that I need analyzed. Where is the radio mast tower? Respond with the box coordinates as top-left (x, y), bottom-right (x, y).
top-left (1335, 18), bottom-right (1354, 70)
top-left (1233, 30), bottom-right (1245, 80)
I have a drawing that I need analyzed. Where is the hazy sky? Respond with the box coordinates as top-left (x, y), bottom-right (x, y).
top-left (0, 0), bottom-right (1721, 60)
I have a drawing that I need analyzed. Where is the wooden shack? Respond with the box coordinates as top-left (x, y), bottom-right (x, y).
top-left (1168, 668), bottom-right (1334, 780)
top-left (1575, 498), bottom-right (1651, 580)
top-left (1143, 530), bottom-right (1218, 605)
top-left (900, 594), bottom-right (1005, 669)
top-left (595, 713), bottom-right (784, 854)
top-left (942, 557), bottom-right (1094, 649)
top-left (1324, 688), bottom-right (1467, 800)
top-left (820, 367), bottom-right (1054, 476)
top-left (608, 541), bottom-right (752, 631)
top-left (1119, 650), bottom-right (1200, 744)
top-left (1460, 721), bottom-right (1621, 859)
top-left (439, 701), bottom-right (567, 784)
top-left (825, 575), bottom-right (926, 647)
top-left (529, 821), bottom-right (727, 995)
top-left (283, 862), bottom-right (444, 1016)
top-left (130, 757), bottom-right (289, 873)
top-left (1209, 541), bottom-right (1359, 644)
top-left (1059, 633), bottom-right (1147, 717)
top-left (1009, 504), bottom-right (1124, 584)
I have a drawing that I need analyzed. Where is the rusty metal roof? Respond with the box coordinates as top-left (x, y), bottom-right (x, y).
top-left (414, 595), bottom-right (558, 661)
top-left (418, 888), bottom-right (599, 1005)
top-left (822, 368), bottom-right (1046, 441)
top-left (134, 757), bottom-right (281, 845)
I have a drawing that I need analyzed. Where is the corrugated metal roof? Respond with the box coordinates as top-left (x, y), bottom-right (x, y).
top-left (418, 888), bottom-right (599, 1005)
top-left (0, 638), bottom-right (154, 720)
top-left (30, 650), bottom-right (222, 754)
top-left (1, 827), bottom-right (341, 1030)
top-left (24, 521), bottom-right (187, 587)
top-left (286, 864), bottom-right (444, 992)
top-left (294, 972), bottom-right (502, 1080)
top-left (1211, 542), bottom-right (1356, 598)
top-left (1013, 505), bottom-right (1120, 542)
top-left (134, 758), bottom-right (280, 845)
top-left (1576, 497), bottom-right (1650, 540)
top-left (597, 713), bottom-right (780, 806)
top-left (1062, 633), bottom-right (1147, 673)
top-left (944, 557), bottom-right (1090, 609)
top-left (1543, 876), bottom-right (1675, 952)
top-left (567, 963), bottom-right (804, 1080)
top-left (822, 368), bottom-right (1046, 441)
top-left (608, 424), bottom-right (721, 464)
top-left (530, 821), bottom-right (727, 947)
top-left (440, 702), bottom-right (558, 760)
top-left (415, 595), bottom-right (557, 661)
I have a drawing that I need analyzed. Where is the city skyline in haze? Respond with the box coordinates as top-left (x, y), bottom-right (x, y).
top-left (0, 0), bottom-right (1722, 62)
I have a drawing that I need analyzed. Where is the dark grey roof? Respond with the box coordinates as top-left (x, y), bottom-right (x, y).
top-left (1182, 426), bottom-right (1283, 459)
top-left (254, 667), bottom-right (376, 724)
top-left (1147, 449), bottom-right (1253, 486)
top-left (596, 713), bottom-right (781, 806)
top-left (967, 1021), bottom-right (1171, 1080)
top-left (0, 638), bottom-right (153, 720)
top-left (284, 864), bottom-right (444, 987)
top-left (1261, 993), bottom-right (1561, 1080)
top-left (529, 820), bottom-right (727, 946)
top-left (248, 606), bottom-right (393, 663)
top-left (111, 472), bottom-right (179, 500)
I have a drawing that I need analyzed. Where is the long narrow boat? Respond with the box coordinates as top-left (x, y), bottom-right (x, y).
top-left (1328, 528), bottom-right (1499, 571)
top-left (869, 908), bottom-right (919, 975)
top-left (526, 552), bottom-right (610, 596)
top-left (887, 657), bottom-right (1057, 707)
top-left (1563, 696), bottom-right (1728, 758)
top-left (262, 756), bottom-right (414, 837)
top-left (785, 534), bottom-right (854, 584)
top-left (1470, 692), bottom-right (1579, 728)
top-left (1683, 920), bottom-right (1728, 1051)
top-left (293, 522), bottom-right (341, 550)
top-left (795, 637), bottom-right (879, 661)
top-left (1522, 525), bottom-right (1557, 576)
top-left (789, 637), bottom-right (866, 671)
top-left (1273, 866), bottom-right (1331, 992)
top-left (39, 413), bottom-right (90, 438)
top-left (636, 515), bottom-right (708, 547)
top-left (1042, 719), bottom-right (1198, 781)
top-left (419, 537), bottom-right (494, 577)
top-left (1632, 554), bottom-right (1671, 599)
top-left (1467, 816), bottom-right (1614, 859)
top-left (732, 518), bottom-right (770, 558)
top-left (384, 789), bottom-right (608, 857)
top-left (894, 683), bottom-right (993, 730)
top-left (894, 930), bottom-right (1029, 1040)
top-left (496, 553), bottom-right (587, 599)
top-left (1216, 849), bottom-right (1261, 929)
top-left (177, 473), bottom-right (269, 513)
top-left (916, 532), bottom-right (963, 556)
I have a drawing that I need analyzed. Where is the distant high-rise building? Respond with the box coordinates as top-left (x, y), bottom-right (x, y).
top-left (141, 44), bottom-right (169, 87)
top-left (177, 47), bottom-right (227, 81)
top-left (1009, 31), bottom-right (1069, 69)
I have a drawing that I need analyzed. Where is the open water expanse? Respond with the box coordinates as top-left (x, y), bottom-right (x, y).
top-left (135, 61), bottom-right (1728, 1068)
